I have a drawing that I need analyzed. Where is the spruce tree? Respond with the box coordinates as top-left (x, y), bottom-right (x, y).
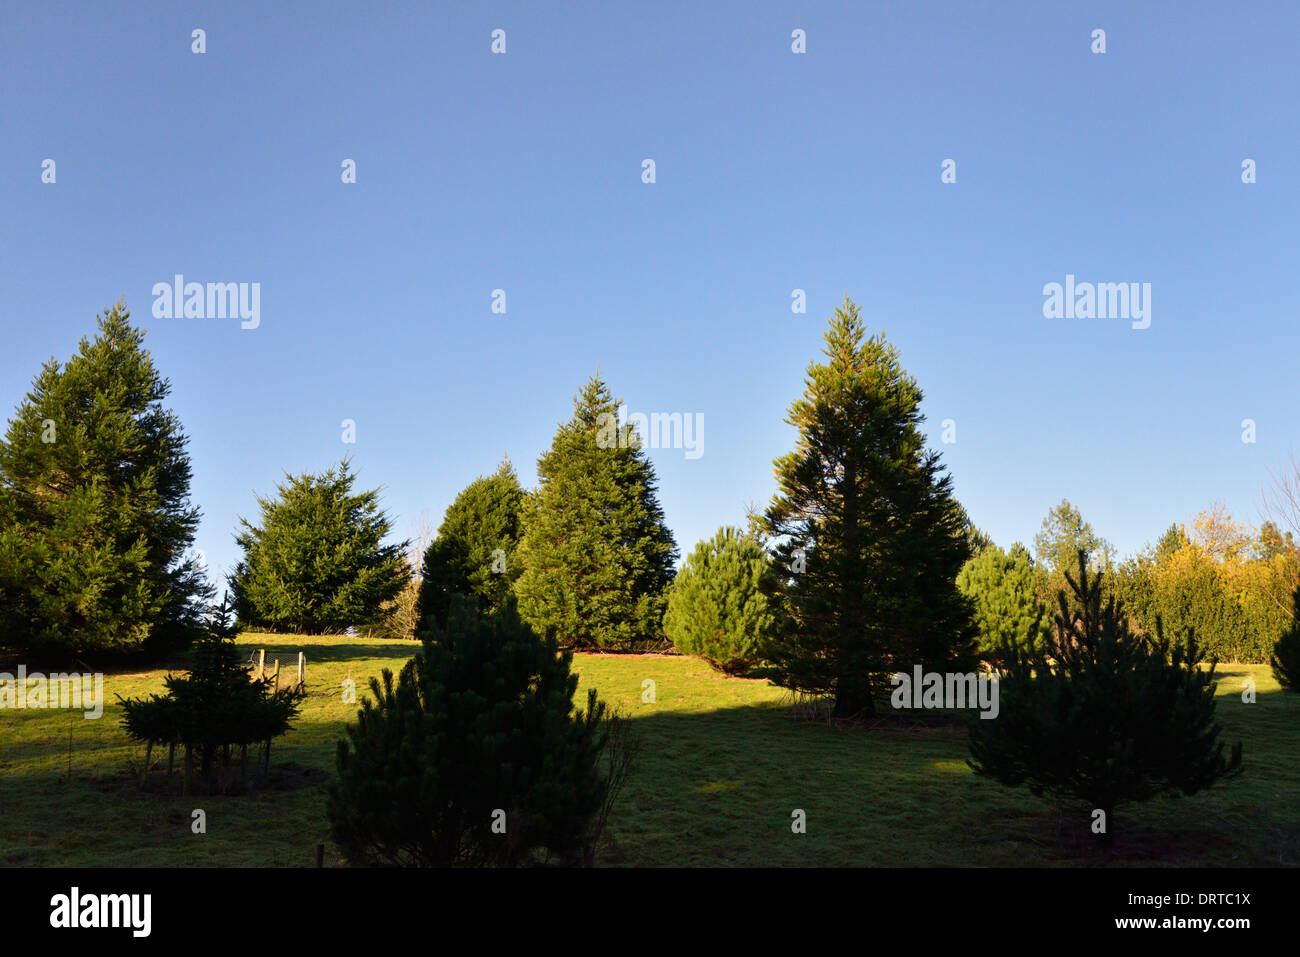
top-left (0, 300), bottom-right (209, 658)
top-left (416, 458), bottom-right (524, 629)
top-left (968, 552), bottom-right (1244, 848)
top-left (761, 296), bottom-right (976, 717)
top-left (230, 459), bottom-right (408, 634)
top-left (514, 376), bottom-right (677, 651)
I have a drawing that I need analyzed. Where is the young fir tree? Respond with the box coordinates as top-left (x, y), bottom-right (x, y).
top-left (956, 542), bottom-right (1050, 665)
top-left (328, 595), bottom-right (613, 866)
top-left (416, 458), bottom-right (524, 629)
top-left (664, 526), bottom-right (780, 674)
top-left (968, 551), bottom-right (1244, 849)
top-left (761, 296), bottom-right (977, 717)
top-left (119, 593), bottom-right (303, 794)
top-left (0, 300), bottom-right (209, 658)
top-left (514, 376), bottom-right (678, 651)
top-left (230, 459), bottom-right (409, 634)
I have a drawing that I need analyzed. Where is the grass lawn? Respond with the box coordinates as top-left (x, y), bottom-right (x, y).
top-left (1, 633), bottom-right (1296, 867)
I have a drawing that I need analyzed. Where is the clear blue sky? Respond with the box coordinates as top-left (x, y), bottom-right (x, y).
top-left (3, 1), bottom-right (1298, 588)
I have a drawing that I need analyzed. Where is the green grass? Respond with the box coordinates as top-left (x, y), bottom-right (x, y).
top-left (1, 633), bottom-right (1296, 866)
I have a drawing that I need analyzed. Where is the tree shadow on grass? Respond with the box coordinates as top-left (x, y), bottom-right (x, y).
top-left (7, 679), bottom-right (1297, 868)
top-left (560, 699), bottom-right (1292, 866)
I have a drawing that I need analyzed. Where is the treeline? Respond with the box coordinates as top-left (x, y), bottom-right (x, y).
top-left (959, 500), bottom-right (1298, 667)
top-left (228, 374), bottom-right (679, 652)
top-left (2, 298), bottom-right (1298, 699)
top-left (8, 297), bottom-right (1298, 864)
top-left (1113, 511), bottom-right (1296, 663)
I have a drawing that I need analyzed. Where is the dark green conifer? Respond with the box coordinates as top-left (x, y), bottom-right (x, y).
top-left (969, 551), bottom-right (1244, 847)
top-left (416, 458), bottom-right (524, 629)
top-left (762, 296), bottom-right (976, 717)
top-left (1270, 584), bottom-right (1300, 691)
top-left (328, 596), bottom-right (616, 866)
top-left (119, 593), bottom-right (302, 793)
top-left (0, 300), bottom-right (208, 657)
top-left (230, 459), bottom-right (408, 634)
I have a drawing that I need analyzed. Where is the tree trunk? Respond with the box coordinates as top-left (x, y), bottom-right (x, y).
top-left (141, 741), bottom-right (153, 788)
top-left (832, 456), bottom-right (871, 722)
top-left (833, 675), bottom-right (874, 718)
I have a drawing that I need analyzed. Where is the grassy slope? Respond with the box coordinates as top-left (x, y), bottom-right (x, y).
top-left (0, 633), bottom-right (1295, 867)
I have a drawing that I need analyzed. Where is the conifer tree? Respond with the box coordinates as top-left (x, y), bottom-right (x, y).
top-left (119, 593), bottom-right (303, 793)
top-left (1033, 499), bottom-right (1114, 609)
top-left (969, 551), bottom-right (1244, 848)
top-left (514, 376), bottom-right (677, 651)
top-left (230, 459), bottom-right (408, 634)
top-left (956, 542), bottom-right (1050, 665)
top-left (0, 300), bottom-right (209, 657)
top-left (328, 595), bottom-right (615, 866)
top-left (1270, 583), bottom-right (1300, 691)
top-left (416, 458), bottom-right (524, 629)
top-left (761, 296), bottom-right (976, 717)
top-left (665, 526), bottom-right (779, 673)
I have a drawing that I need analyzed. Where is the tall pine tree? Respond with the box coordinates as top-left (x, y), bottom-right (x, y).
top-left (762, 296), bottom-right (976, 717)
top-left (0, 300), bottom-right (209, 658)
top-left (514, 375), bottom-right (677, 651)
